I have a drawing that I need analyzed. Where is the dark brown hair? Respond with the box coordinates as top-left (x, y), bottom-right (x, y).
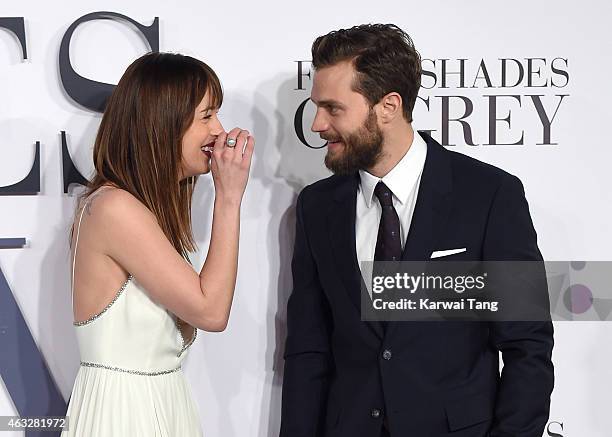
top-left (71, 52), bottom-right (223, 259)
top-left (311, 23), bottom-right (421, 122)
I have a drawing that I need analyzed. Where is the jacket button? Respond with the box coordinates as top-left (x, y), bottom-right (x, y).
top-left (371, 408), bottom-right (381, 418)
top-left (382, 349), bottom-right (392, 360)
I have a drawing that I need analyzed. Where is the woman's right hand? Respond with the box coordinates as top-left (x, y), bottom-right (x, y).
top-left (209, 127), bottom-right (255, 206)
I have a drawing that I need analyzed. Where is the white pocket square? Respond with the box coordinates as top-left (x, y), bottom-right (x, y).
top-left (430, 248), bottom-right (467, 258)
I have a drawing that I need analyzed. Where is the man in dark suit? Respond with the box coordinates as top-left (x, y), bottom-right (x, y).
top-left (280, 24), bottom-right (554, 437)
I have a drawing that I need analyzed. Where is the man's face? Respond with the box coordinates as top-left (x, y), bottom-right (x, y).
top-left (310, 61), bottom-right (383, 175)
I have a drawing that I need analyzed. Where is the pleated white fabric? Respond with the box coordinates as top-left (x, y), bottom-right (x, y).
top-left (62, 188), bottom-right (202, 436)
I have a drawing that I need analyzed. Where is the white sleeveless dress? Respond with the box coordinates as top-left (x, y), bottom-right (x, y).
top-left (62, 189), bottom-right (203, 436)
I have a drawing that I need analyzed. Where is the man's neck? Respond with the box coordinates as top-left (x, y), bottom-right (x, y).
top-left (367, 123), bottom-right (415, 178)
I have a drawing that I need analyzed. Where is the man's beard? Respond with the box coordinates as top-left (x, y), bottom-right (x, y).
top-left (323, 108), bottom-right (383, 175)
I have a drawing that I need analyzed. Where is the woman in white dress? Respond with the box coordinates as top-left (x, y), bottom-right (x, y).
top-left (62, 52), bottom-right (254, 436)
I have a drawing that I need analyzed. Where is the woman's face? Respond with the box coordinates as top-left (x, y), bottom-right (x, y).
top-left (180, 92), bottom-right (224, 180)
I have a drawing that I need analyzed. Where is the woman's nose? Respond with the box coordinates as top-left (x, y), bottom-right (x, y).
top-left (213, 117), bottom-right (225, 135)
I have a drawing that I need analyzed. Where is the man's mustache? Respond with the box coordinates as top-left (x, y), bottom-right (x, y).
top-left (320, 135), bottom-right (342, 142)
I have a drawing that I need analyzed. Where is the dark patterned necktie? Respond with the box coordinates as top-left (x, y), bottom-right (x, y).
top-left (374, 181), bottom-right (402, 262)
top-left (373, 181), bottom-right (401, 333)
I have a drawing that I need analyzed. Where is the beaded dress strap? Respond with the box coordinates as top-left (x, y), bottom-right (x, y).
top-left (70, 186), bottom-right (110, 312)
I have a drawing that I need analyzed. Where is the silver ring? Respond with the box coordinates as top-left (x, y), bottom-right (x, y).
top-left (226, 138), bottom-right (237, 148)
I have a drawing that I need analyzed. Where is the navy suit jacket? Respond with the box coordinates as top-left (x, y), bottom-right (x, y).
top-left (280, 132), bottom-right (554, 437)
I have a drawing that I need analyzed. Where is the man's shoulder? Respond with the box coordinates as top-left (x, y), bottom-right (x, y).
top-left (420, 131), bottom-right (521, 188)
top-left (298, 173), bottom-right (354, 205)
top-left (449, 149), bottom-right (516, 182)
top-left (417, 132), bottom-right (526, 204)
top-left (443, 146), bottom-right (523, 191)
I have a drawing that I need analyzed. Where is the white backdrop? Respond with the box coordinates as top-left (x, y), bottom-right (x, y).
top-left (1, 1), bottom-right (611, 436)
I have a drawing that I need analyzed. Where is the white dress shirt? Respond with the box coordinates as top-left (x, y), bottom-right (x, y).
top-left (356, 130), bottom-right (427, 286)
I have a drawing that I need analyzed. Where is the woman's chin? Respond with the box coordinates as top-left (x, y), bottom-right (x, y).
top-left (180, 165), bottom-right (210, 180)
top-left (191, 166), bottom-right (210, 176)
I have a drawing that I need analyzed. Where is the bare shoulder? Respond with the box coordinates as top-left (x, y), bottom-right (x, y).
top-left (83, 186), bottom-right (155, 225)
top-left (77, 186), bottom-right (166, 262)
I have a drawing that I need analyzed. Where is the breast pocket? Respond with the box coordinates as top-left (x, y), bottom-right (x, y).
top-left (430, 247), bottom-right (468, 259)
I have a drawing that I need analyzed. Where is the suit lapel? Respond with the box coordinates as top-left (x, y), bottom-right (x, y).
top-left (326, 133), bottom-right (453, 342)
top-left (386, 132), bottom-right (453, 338)
top-left (328, 174), bottom-right (384, 340)
top-left (402, 133), bottom-right (453, 261)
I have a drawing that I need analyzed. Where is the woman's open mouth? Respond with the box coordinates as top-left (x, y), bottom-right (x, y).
top-left (201, 141), bottom-right (215, 157)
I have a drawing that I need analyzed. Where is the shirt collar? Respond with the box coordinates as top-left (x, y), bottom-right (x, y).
top-left (359, 130), bottom-right (427, 208)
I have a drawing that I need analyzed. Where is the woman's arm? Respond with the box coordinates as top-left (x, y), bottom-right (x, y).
top-left (90, 128), bottom-right (254, 332)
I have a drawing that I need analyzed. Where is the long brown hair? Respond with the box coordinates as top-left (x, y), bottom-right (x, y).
top-left (71, 52), bottom-right (223, 259)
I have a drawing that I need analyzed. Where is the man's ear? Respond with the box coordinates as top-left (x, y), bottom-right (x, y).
top-left (377, 92), bottom-right (403, 123)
